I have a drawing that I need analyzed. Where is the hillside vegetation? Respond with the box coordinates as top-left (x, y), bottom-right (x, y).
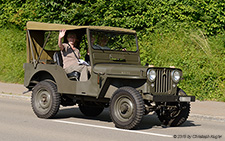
top-left (0, 0), bottom-right (224, 101)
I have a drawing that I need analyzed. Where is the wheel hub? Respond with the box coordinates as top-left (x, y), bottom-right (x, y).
top-left (115, 96), bottom-right (134, 121)
top-left (36, 90), bottom-right (51, 110)
top-left (42, 95), bottom-right (47, 103)
top-left (120, 104), bottom-right (129, 114)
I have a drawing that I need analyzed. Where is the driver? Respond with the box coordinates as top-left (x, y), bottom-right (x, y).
top-left (91, 33), bottom-right (110, 50)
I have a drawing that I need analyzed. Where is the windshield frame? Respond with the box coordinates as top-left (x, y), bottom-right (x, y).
top-left (89, 29), bottom-right (139, 53)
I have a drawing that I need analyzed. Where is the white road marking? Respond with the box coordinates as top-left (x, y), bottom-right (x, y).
top-left (52, 120), bottom-right (173, 138)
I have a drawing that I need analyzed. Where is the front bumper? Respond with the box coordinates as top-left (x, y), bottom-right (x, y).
top-left (145, 95), bottom-right (195, 102)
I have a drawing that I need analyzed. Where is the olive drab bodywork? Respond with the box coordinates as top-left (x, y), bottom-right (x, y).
top-left (24, 21), bottom-right (195, 129)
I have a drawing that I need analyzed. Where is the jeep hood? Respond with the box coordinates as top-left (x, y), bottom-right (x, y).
top-left (93, 64), bottom-right (148, 78)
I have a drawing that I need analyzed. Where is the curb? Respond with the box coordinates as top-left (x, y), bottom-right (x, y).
top-left (190, 114), bottom-right (225, 123)
top-left (0, 93), bottom-right (30, 101)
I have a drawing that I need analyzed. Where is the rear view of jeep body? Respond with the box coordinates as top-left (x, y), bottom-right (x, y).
top-left (24, 22), bottom-right (195, 130)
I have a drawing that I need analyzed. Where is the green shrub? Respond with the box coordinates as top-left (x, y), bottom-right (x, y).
top-left (0, 0), bottom-right (224, 35)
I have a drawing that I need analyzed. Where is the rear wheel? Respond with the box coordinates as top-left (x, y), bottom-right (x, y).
top-left (31, 81), bottom-right (61, 119)
top-left (110, 87), bottom-right (144, 129)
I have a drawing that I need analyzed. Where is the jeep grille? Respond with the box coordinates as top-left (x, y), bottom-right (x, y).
top-left (155, 69), bottom-right (172, 93)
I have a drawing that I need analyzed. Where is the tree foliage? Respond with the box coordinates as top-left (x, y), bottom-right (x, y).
top-left (0, 0), bottom-right (224, 34)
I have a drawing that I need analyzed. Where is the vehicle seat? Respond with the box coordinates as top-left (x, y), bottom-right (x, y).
top-left (53, 51), bottom-right (80, 81)
top-left (53, 51), bottom-right (63, 67)
top-left (66, 71), bottom-right (80, 81)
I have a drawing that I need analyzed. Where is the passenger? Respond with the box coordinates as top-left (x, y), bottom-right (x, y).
top-left (58, 29), bottom-right (90, 81)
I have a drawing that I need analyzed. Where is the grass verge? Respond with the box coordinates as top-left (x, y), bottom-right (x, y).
top-left (139, 29), bottom-right (225, 101)
top-left (0, 26), bottom-right (26, 83)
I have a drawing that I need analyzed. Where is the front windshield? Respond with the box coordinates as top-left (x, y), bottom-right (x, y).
top-left (90, 30), bottom-right (137, 52)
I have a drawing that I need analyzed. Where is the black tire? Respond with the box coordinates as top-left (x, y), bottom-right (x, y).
top-left (109, 87), bottom-right (144, 129)
top-left (31, 81), bottom-right (61, 119)
top-left (79, 103), bottom-right (104, 117)
top-left (156, 89), bottom-right (190, 127)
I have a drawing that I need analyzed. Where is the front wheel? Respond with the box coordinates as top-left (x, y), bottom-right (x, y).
top-left (156, 89), bottom-right (190, 126)
top-left (110, 87), bottom-right (144, 129)
top-left (31, 81), bottom-right (61, 119)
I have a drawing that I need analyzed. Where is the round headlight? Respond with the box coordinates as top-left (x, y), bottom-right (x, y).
top-left (171, 70), bottom-right (180, 82)
top-left (147, 69), bottom-right (156, 81)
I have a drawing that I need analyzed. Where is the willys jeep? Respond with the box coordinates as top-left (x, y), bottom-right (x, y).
top-left (24, 21), bottom-right (195, 129)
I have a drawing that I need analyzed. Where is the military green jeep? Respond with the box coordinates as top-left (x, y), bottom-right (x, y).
top-left (24, 21), bottom-right (195, 129)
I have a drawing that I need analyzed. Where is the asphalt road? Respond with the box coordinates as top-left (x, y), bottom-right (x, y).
top-left (0, 95), bottom-right (224, 141)
top-left (0, 82), bottom-right (225, 140)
